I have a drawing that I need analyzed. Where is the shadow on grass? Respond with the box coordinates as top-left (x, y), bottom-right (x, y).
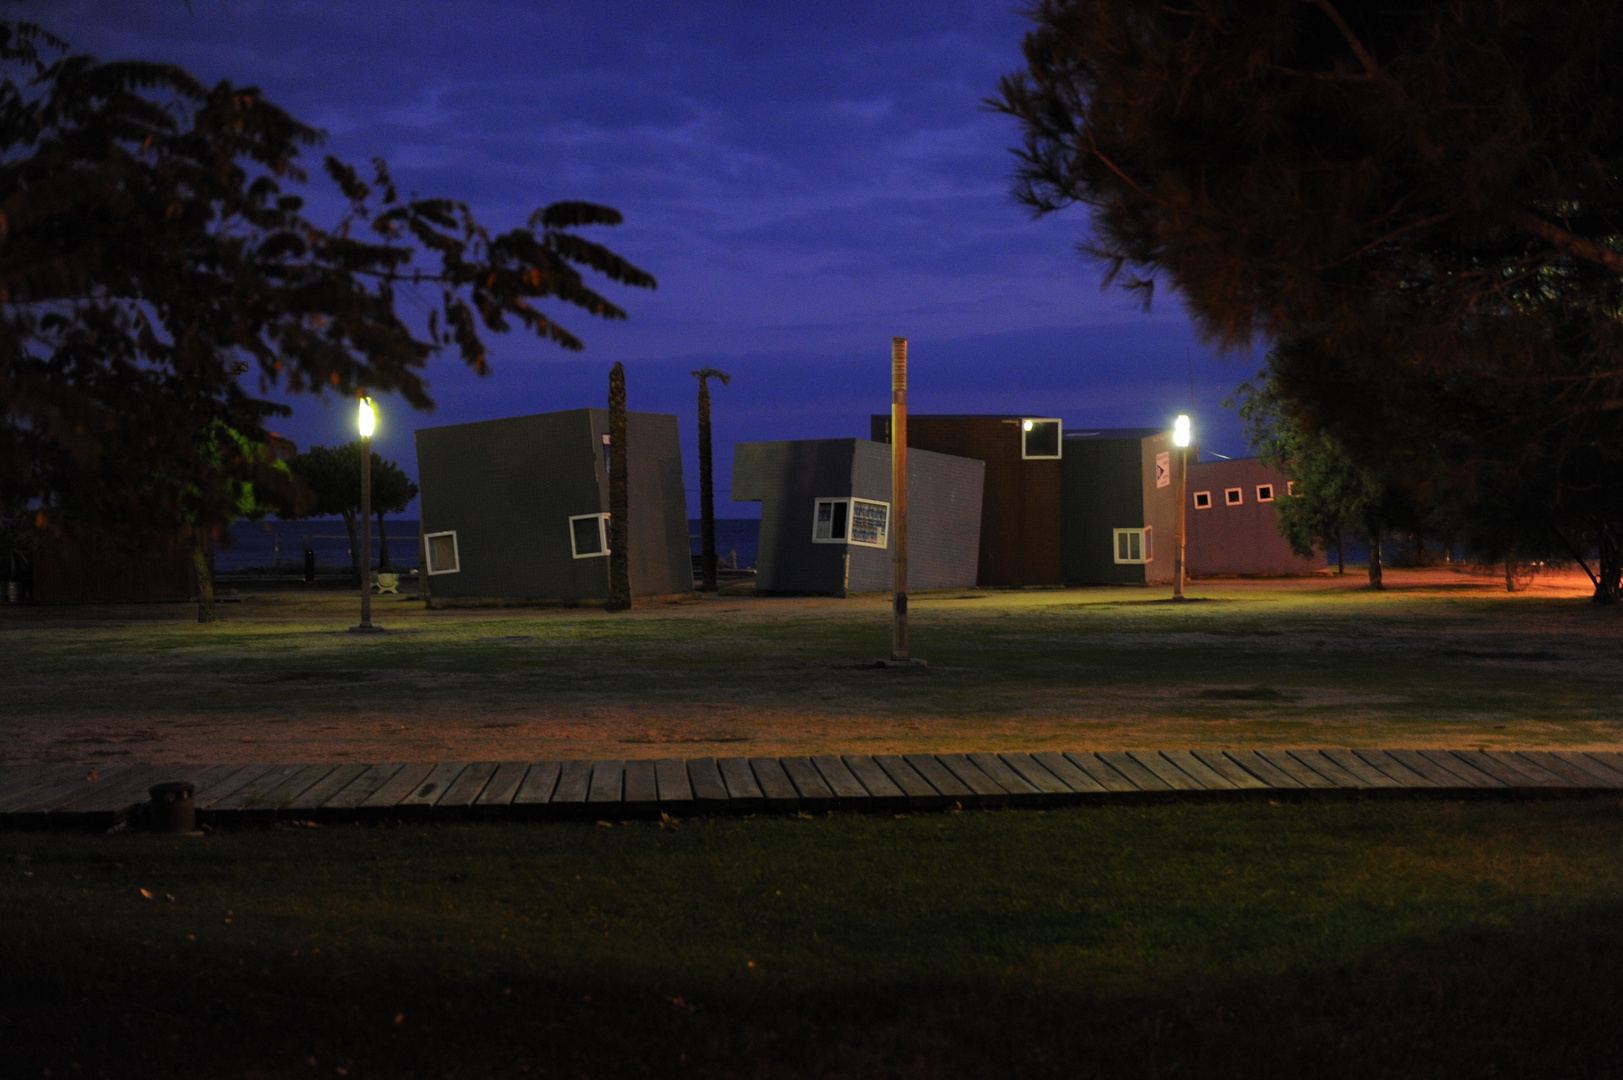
top-left (7, 905), bottom-right (1621, 1079)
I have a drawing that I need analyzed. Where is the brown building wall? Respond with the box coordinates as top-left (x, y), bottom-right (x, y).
top-left (872, 415), bottom-right (1061, 586)
top-left (33, 524), bottom-right (202, 603)
top-left (1185, 458), bottom-right (1326, 575)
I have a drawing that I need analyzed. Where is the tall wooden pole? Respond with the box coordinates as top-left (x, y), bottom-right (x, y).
top-left (891, 337), bottom-right (909, 661)
top-left (1173, 443), bottom-right (1187, 601)
top-left (607, 362), bottom-right (631, 611)
top-left (359, 432), bottom-right (373, 626)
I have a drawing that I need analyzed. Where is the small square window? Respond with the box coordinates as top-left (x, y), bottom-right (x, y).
top-left (1021, 418), bottom-right (1062, 459)
top-left (1287, 480), bottom-right (1297, 496)
top-left (1225, 487), bottom-right (1243, 506)
top-left (813, 498), bottom-right (848, 542)
top-left (1113, 527), bottom-right (1151, 564)
top-left (425, 531), bottom-right (460, 575)
top-left (813, 498), bottom-right (889, 548)
top-left (1193, 491), bottom-right (1211, 509)
top-left (1256, 484), bottom-right (1274, 502)
top-left (570, 513), bottom-right (610, 558)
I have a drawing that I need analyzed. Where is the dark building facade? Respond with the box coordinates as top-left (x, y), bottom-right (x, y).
top-left (871, 414), bottom-right (1061, 586)
top-left (732, 438), bottom-right (983, 594)
top-left (1059, 428), bottom-right (1181, 585)
top-left (32, 522), bottom-right (204, 603)
top-left (1186, 457), bottom-right (1326, 575)
top-left (415, 408), bottom-right (691, 601)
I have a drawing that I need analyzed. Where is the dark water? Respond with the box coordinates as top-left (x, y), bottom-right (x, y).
top-left (220, 517), bottom-right (762, 571)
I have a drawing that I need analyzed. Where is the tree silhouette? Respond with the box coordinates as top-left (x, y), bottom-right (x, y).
top-left (691, 367), bottom-right (730, 592)
top-left (286, 443), bottom-right (415, 584)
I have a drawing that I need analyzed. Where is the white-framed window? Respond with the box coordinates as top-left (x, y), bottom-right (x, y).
top-left (425, 531), bottom-right (461, 575)
top-left (570, 513), bottom-right (610, 558)
top-left (1256, 484), bottom-right (1275, 502)
top-left (1020, 418), bottom-right (1062, 459)
top-left (1225, 487), bottom-right (1243, 506)
top-left (1113, 526), bottom-right (1152, 564)
top-left (1287, 480), bottom-right (1297, 496)
top-left (812, 497), bottom-right (889, 548)
top-left (1193, 490), bottom-right (1211, 509)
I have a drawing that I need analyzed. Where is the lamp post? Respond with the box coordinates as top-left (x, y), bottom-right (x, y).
top-left (350, 396), bottom-right (383, 633)
top-left (1172, 414), bottom-right (1191, 601)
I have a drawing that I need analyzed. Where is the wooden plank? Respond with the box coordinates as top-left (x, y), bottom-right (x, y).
top-left (1354, 749), bottom-right (1439, 788)
top-left (1125, 750), bottom-right (1201, 791)
top-left (210, 764), bottom-right (317, 812)
top-left (321, 763), bottom-right (407, 810)
top-left (1031, 751), bottom-right (1108, 794)
top-left (1063, 752), bottom-right (1140, 793)
top-left (397, 763), bottom-right (470, 808)
top-left (1320, 749), bottom-right (1405, 788)
top-left (475, 763), bottom-right (531, 807)
top-left (872, 755), bottom-right (943, 808)
top-left (549, 760), bottom-right (594, 808)
top-left (903, 754), bottom-right (975, 803)
top-left (1515, 751), bottom-right (1611, 788)
top-left (1221, 750), bottom-right (1305, 789)
top-left (1383, 749), bottom-right (1479, 788)
top-left (686, 757), bottom-right (730, 811)
top-left (1447, 750), bottom-right (1539, 788)
top-left (1096, 751), bottom-right (1173, 792)
top-left (287, 764), bottom-right (370, 811)
top-left (193, 764), bottom-right (279, 808)
top-left (717, 757), bottom-right (764, 810)
top-left (1571, 751), bottom-right (1623, 784)
top-left (623, 760), bottom-right (659, 813)
top-left (998, 752), bottom-right (1077, 799)
top-left (781, 757), bottom-right (836, 811)
top-left (1189, 750), bottom-right (1272, 790)
top-left (60, 765), bottom-right (183, 815)
top-left (0, 765), bottom-right (132, 812)
top-left (1160, 750), bottom-right (1238, 791)
top-left (1286, 750), bottom-right (1370, 789)
top-left (359, 763), bottom-right (437, 810)
top-left (844, 754), bottom-right (910, 809)
top-left (937, 753), bottom-right (1009, 806)
top-left (258, 765), bottom-right (340, 809)
top-left (512, 761), bottom-right (563, 805)
top-left (811, 755), bottom-right (870, 803)
top-left (1415, 749), bottom-right (1506, 788)
top-left (654, 758), bottom-right (693, 808)
top-left (968, 752), bottom-right (1046, 805)
top-left (1253, 749), bottom-right (1338, 789)
top-left (750, 758), bottom-right (801, 811)
top-left (438, 762), bottom-right (501, 807)
top-left (587, 759), bottom-right (625, 806)
top-left (0, 765), bottom-right (77, 806)
top-left (1485, 750), bottom-right (1577, 788)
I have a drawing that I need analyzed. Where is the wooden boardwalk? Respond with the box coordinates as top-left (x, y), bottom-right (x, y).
top-left (2, 748), bottom-right (1622, 827)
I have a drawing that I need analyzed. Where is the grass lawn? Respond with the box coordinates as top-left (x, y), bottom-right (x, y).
top-left (5, 799), bottom-right (1623, 1077)
top-left (1, 566), bottom-right (1620, 764)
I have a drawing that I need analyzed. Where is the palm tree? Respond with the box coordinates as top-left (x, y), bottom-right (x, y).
top-left (691, 367), bottom-right (731, 592)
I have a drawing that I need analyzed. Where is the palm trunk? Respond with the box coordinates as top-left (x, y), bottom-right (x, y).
top-left (607, 362), bottom-right (631, 611)
top-left (697, 379), bottom-right (717, 592)
top-left (190, 535), bottom-right (216, 623)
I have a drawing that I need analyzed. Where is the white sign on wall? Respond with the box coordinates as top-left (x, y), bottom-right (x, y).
top-left (1155, 451), bottom-right (1171, 488)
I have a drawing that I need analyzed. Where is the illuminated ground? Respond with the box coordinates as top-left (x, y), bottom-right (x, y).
top-left (2, 566), bottom-right (1619, 765)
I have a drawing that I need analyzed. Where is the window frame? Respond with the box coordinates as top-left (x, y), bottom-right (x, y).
top-left (1225, 487), bottom-right (1244, 506)
top-left (812, 497), bottom-right (890, 549)
top-left (424, 530), bottom-right (461, 575)
top-left (1286, 480), bottom-right (1297, 496)
top-left (569, 512), bottom-right (610, 559)
top-left (1112, 526), bottom-right (1151, 565)
top-left (1256, 484), bottom-right (1275, 502)
top-left (1193, 490), bottom-right (1211, 509)
top-left (1020, 417), bottom-right (1063, 460)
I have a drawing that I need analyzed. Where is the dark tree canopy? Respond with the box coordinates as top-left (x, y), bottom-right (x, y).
top-left (0, 21), bottom-right (654, 546)
top-left (997, 0), bottom-right (1623, 599)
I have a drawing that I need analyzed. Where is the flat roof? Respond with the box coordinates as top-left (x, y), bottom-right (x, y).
top-left (1063, 427), bottom-right (1165, 440)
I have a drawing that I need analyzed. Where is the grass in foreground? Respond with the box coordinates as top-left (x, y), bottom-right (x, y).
top-left (5, 799), bottom-right (1623, 1077)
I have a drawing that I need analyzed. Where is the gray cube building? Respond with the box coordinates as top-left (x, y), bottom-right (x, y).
top-left (415, 408), bottom-right (691, 601)
top-left (731, 438), bottom-right (984, 594)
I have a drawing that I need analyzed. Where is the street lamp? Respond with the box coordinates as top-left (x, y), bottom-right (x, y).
top-left (350, 396), bottom-right (383, 633)
top-left (1172, 414), bottom-right (1191, 601)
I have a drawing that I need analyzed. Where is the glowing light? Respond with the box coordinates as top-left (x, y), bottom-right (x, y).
top-left (1022, 419), bottom-right (1034, 431)
top-left (358, 397), bottom-right (376, 438)
top-left (1173, 414), bottom-right (1191, 448)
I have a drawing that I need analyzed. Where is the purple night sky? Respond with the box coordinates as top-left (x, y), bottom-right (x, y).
top-left (35, 1), bottom-right (1257, 516)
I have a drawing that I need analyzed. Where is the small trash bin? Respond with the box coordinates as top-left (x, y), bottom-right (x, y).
top-left (149, 781), bottom-right (197, 834)
top-left (303, 548), bottom-right (317, 582)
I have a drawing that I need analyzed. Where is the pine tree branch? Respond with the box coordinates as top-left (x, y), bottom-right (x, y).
top-left (1507, 209), bottom-right (1623, 275)
top-left (1306, 0), bottom-right (1382, 78)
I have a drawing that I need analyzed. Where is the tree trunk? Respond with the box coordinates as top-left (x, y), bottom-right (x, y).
top-left (697, 379), bottom-right (717, 592)
top-left (1366, 520), bottom-right (1383, 590)
top-left (376, 509), bottom-right (390, 569)
top-left (607, 362), bottom-right (631, 611)
top-left (1334, 527), bottom-right (1345, 575)
top-left (1594, 524), bottom-right (1622, 605)
top-left (191, 535), bottom-right (216, 623)
top-left (1505, 555), bottom-right (1517, 592)
top-left (341, 508), bottom-right (360, 586)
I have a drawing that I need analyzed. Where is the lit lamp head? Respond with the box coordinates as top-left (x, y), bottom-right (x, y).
top-left (358, 396), bottom-right (376, 439)
top-left (1173, 414), bottom-right (1191, 448)
top-left (1022, 419), bottom-right (1034, 432)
